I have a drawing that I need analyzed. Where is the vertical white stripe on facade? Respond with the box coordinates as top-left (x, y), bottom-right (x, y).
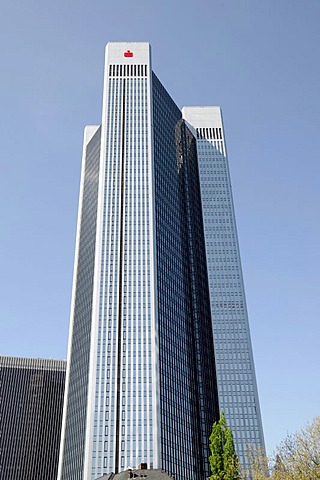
top-left (83, 43), bottom-right (159, 479)
top-left (58, 125), bottom-right (100, 480)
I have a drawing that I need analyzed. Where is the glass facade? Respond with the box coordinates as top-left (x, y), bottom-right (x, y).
top-left (88, 63), bottom-right (156, 477)
top-left (182, 107), bottom-right (265, 469)
top-left (59, 44), bottom-right (220, 480)
top-left (59, 126), bottom-right (101, 480)
top-left (152, 82), bottom-right (219, 478)
top-left (59, 43), bottom-right (263, 480)
top-left (0, 356), bottom-right (66, 480)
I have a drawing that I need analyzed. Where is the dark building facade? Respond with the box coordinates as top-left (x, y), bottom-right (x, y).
top-left (0, 356), bottom-right (66, 480)
top-left (152, 76), bottom-right (219, 478)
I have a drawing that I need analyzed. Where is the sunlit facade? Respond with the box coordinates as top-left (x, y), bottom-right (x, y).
top-left (183, 107), bottom-right (265, 467)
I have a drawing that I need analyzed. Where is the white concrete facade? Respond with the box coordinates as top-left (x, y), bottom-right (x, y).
top-left (88, 42), bottom-right (159, 476)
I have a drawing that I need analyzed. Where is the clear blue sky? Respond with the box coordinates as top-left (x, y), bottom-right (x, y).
top-left (0, 0), bottom-right (319, 457)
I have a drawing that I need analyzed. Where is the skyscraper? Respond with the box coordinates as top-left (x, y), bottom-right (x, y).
top-left (0, 356), bottom-right (66, 480)
top-left (58, 43), bottom-right (219, 480)
top-left (58, 42), bottom-right (264, 480)
top-left (182, 107), bottom-right (265, 465)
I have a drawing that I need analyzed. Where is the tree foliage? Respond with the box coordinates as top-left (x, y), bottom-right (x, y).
top-left (246, 416), bottom-right (320, 480)
top-left (209, 411), bottom-right (240, 480)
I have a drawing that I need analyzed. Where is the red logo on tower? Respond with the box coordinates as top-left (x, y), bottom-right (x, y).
top-left (124, 50), bottom-right (133, 58)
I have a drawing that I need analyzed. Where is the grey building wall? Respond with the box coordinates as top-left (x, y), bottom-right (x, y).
top-left (182, 107), bottom-right (265, 470)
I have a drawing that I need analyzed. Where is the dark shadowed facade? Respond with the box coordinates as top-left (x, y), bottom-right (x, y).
top-left (0, 356), bottom-right (66, 480)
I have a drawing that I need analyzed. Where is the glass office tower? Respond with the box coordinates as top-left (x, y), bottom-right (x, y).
top-left (58, 43), bottom-right (219, 480)
top-left (182, 107), bottom-right (265, 467)
top-left (0, 356), bottom-right (66, 480)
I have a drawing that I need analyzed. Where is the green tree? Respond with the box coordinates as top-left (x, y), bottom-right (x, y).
top-left (209, 411), bottom-right (241, 480)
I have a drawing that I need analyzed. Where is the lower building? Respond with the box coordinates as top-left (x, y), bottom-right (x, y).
top-left (96, 464), bottom-right (174, 479)
top-left (0, 356), bottom-right (66, 480)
